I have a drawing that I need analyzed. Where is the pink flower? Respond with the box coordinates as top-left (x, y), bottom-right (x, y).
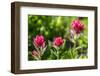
top-left (33, 35), bottom-right (45, 47)
top-left (32, 50), bottom-right (39, 57)
top-left (53, 37), bottom-right (64, 46)
top-left (72, 19), bottom-right (84, 34)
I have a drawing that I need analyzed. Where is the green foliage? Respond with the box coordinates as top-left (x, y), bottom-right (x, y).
top-left (28, 15), bottom-right (88, 61)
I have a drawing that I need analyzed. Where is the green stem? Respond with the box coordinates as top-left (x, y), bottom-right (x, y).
top-left (39, 47), bottom-right (43, 60)
top-left (69, 47), bottom-right (74, 59)
top-left (56, 47), bottom-right (60, 59)
top-left (57, 50), bottom-right (59, 59)
top-left (74, 41), bottom-right (76, 49)
top-left (38, 54), bottom-right (41, 60)
top-left (71, 50), bottom-right (74, 58)
top-left (71, 41), bottom-right (76, 59)
top-left (72, 40), bottom-right (77, 58)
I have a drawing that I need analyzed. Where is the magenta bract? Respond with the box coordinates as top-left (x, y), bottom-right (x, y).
top-left (53, 37), bottom-right (64, 46)
top-left (32, 50), bottom-right (39, 57)
top-left (33, 35), bottom-right (45, 48)
top-left (72, 19), bottom-right (84, 34)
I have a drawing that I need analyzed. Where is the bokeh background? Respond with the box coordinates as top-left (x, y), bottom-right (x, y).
top-left (28, 15), bottom-right (88, 60)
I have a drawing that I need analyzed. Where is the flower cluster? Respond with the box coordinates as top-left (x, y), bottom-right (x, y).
top-left (32, 35), bottom-right (64, 59)
top-left (31, 19), bottom-right (85, 60)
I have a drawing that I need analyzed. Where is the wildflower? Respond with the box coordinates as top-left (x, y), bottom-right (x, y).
top-left (53, 37), bottom-right (64, 46)
top-left (72, 19), bottom-right (84, 34)
top-left (32, 50), bottom-right (39, 57)
top-left (33, 35), bottom-right (45, 48)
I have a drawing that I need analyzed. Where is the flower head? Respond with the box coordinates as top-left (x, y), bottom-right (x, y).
top-left (53, 37), bottom-right (64, 46)
top-left (72, 19), bottom-right (84, 34)
top-left (32, 50), bottom-right (39, 57)
top-left (33, 35), bottom-right (45, 48)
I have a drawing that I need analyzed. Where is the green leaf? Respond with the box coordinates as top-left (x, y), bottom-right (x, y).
top-left (79, 55), bottom-right (88, 59)
top-left (42, 46), bottom-right (47, 55)
top-left (50, 49), bottom-right (57, 56)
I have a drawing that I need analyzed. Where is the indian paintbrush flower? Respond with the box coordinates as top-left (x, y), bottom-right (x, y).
top-left (33, 35), bottom-right (45, 48)
top-left (53, 37), bottom-right (64, 46)
top-left (71, 19), bottom-right (84, 34)
top-left (32, 50), bottom-right (39, 57)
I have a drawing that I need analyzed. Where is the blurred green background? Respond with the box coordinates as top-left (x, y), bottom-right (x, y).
top-left (28, 15), bottom-right (88, 60)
